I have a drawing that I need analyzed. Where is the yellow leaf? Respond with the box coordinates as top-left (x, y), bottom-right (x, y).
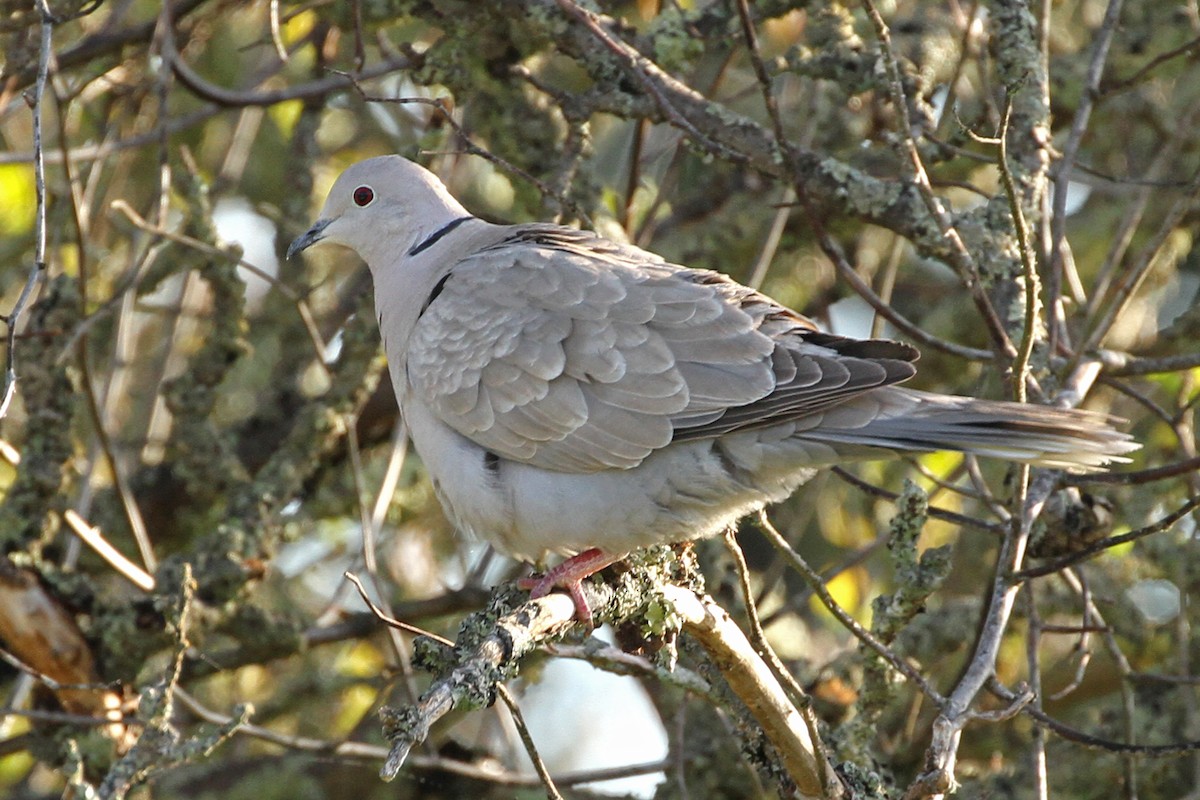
top-left (269, 99), bottom-right (303, 140)
top-left (334, 684), bottom-right (378, 736)
top-left (335, 639), bottom-right (385, 678)
top-left (282, 9), bottom-right (316, 44)
top-left (0, 750), bottom-right (34, 787)
top-left (0, 165), bottom-right (36, 237)
top-left (810, 566), bottom-right (864, 621)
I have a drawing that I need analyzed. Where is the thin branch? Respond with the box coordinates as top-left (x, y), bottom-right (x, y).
top-left (827, 241), bottom-right (994, 362)
top-left (996, 92), bottom-right (1040, 402)
top-left (160, 4), bottom-right (413, 109)
top-left (267, 0), bottom-right (288, 64)
top-left (861, 0), bottom-right (1016, 359)
top-left (1047, 0), bottom-right (1125, 350)
top-left (832, 467), bottom-right (1006, 534)
top-left (495, 685), bottom-right (564, 800)
top-left (1102, 34), bottom-right (1200, 94)
top-left (1075, 162), bottom-right (1200, 362)
top-left (0, 3), bottom-right (53, 420)
top-left (1023, 586), bottom-right (1048, 800)
top-left (1099, 350), bottom-right (1200, 377)
top-left (989, 680), bottom-right (1200, 756)
top-left (756, 511), bottom-right (946, 705)
top-left (343, 571), bottom-right (453, 646)
top-left (1066, 454), bottom-right (1200, 486)
top-left (547, 642), bottom-right (718, 703)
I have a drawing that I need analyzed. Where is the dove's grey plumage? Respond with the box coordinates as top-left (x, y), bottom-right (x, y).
top-left (290, 156), bottom-right (1138, 619)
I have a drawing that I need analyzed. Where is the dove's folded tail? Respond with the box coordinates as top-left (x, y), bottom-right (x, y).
top-left (796, 388), bottom-right (1139, 471)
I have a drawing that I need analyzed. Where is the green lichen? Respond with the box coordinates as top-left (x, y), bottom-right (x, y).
top-left (159, 169), bottom-right (250, 506)
top-left (841, 481), bottom-right (951, 762)
top-left (0, 274), bottom-right (80, 552)
top-left (784, 4), bottom-right (877, 95)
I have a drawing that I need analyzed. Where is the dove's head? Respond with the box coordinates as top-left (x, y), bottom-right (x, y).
top-left (287, 156), bottom-right (470, 267)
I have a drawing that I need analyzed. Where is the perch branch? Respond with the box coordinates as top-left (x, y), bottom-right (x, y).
top-left (658, 585), bottom-right (843, 799)
top-left (378, 591), bottom-right (583, 781)
top-left (379, 579), bottom-right (840, 798)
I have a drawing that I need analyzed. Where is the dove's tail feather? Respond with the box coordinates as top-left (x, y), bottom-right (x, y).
top-left (802, 388), bottom-right (1140, 471)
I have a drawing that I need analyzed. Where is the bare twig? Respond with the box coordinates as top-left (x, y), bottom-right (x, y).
top-left (1022, 587), bottom-right (1049, 800)
top-left (343, 571), bottom-right (452, 645)
top-left (1046, 0), bottom-right (1124, 353)
top-left (267, 0), bottom-right (288, 64)
top-left (989, 680), bottom-right (1200, 756)
top-left (160, 3), bottom-right (412, 109)
top-left (832, 467), bottom-right (1006, 534)
top-left (1102, 34), bottom-right (1200, 94)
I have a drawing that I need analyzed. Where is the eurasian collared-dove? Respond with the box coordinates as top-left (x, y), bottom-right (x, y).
top-left (289, 156), bottom-right (1138, 624)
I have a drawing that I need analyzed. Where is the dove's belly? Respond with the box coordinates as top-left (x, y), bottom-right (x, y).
top-left (402, 396), bottom-right (823, 561)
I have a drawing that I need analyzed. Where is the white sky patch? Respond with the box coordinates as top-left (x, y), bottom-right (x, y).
top-left (213, 197), bottom-right (279, 312)
top-left (1126, 579), bottom-right (1181, 625)
top-left (1058, 180), bottom-right (1092, 217)
top-left (828, 294), bottom-right (883, 340)
top-left (514, 628), bottom-right (668, 797)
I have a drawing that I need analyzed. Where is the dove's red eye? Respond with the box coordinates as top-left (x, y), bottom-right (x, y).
top-left (352, 186), bottom-right (374, 206)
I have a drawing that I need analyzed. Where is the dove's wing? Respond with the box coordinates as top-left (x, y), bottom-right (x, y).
top-left (407, 225), bottom-right (918, 473)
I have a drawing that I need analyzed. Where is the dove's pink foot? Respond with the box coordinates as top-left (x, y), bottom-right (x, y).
top-left (517, 548), bottom-right (622, 627)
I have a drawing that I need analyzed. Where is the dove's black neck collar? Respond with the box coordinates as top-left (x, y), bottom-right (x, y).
top-left (408, 215), bottom-right (474, 256)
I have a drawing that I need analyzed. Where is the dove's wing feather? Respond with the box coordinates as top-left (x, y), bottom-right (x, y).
top-left (407, 226), bottom-right (920, 472)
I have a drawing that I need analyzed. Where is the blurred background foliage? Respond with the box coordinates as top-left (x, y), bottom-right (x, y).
top-left (0, 0), bottom-right (1197, 797)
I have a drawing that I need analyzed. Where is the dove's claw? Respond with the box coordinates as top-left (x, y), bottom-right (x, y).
top-left (517, 548), bottom-right (622, 627)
